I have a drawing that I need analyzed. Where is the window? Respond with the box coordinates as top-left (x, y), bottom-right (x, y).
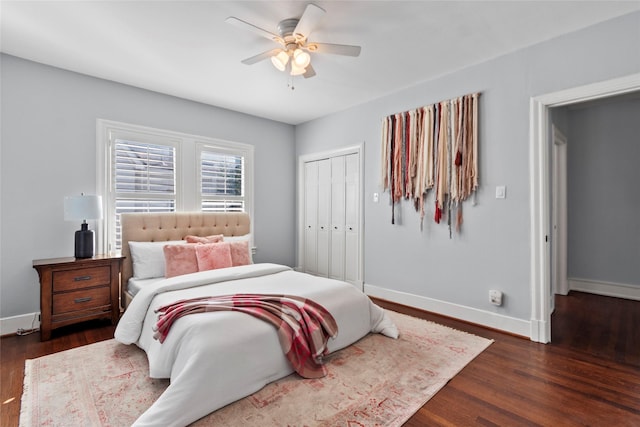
top-left (198, 144), bottom-right (246, 212)
top-left (97, 120), bottom-right (253, 252)
top-left (113, 138), bottom-right (178, 247)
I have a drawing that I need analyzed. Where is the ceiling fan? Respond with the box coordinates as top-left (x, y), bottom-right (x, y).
top-left (226, 3), bottom-right (361, 79)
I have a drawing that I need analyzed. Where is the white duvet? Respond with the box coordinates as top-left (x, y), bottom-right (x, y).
top-left (115, 263), bottom-right (398, 427)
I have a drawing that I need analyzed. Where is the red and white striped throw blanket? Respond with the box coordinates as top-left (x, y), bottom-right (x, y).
top-left (153, 294), bottom-right (339, 379)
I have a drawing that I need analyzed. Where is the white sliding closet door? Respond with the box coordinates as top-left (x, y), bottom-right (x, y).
top-left (344, 153), bottom-right (360, 283)
top-left (317, 159), bottom-right (331, 277)
top-left (303, 161), bottom-right (318, 275)
top-left (329, 156), bottom-right (346, 280)
top-left (300, 147), bottom-right (362, 288)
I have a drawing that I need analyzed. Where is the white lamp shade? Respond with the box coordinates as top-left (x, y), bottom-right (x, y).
top-left (293, 49), bottom-right (311, 68)
top-left (290, 61), bottom-right (307, 76)
top-left (64, 195), bottom-right (103, 221)
top-left (270, 51), bottom-right (289, 71)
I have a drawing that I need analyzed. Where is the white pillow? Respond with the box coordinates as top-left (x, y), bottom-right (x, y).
top-left (223, 233), bottom-right (250, 242)
top-left (223, 234), bottom-right (253, 263)
top-left (129, 240), bottom-right (185, 279)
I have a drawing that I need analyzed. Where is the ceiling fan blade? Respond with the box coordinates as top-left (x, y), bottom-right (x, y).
top-left (307, 42), bottom-right (361, 57)
top-left (294, 3), bottom-right (326, 40)
top-left (303, 64), bottom-right (316, 79)
top-left (226, 17), bottom-right (283, 44)
top-left (241, 48), bottom-right (282, 65)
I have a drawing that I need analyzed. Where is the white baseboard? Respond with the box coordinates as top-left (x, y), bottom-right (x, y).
top-left (0, 312), bottom-right (40, 336)
top-left (365, 284), bottom-right (531, 339)
top-left (569, 278), bottom-right (640, 301)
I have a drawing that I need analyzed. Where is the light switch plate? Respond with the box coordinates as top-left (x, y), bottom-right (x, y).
top-left (495, 186), bottom-right (506, 199)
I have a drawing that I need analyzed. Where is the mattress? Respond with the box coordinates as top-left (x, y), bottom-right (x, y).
top-left (127, 277), bottom-right (165, 297)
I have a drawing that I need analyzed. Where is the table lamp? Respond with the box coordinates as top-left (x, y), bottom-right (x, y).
top-left (64, 194), bottom-right (103, 258)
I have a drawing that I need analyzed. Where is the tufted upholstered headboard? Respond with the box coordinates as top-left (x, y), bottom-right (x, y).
top-left (120, 212), bottom-right (251, 307)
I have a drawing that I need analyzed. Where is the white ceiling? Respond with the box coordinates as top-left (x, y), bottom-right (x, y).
top-left (2, 1), bottom-right (639, 125)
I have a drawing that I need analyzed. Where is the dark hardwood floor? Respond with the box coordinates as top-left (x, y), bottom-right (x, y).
top-left (381, 291), bottom-right (640, 426)
top-left (1, 291), bottom-right (638, 426)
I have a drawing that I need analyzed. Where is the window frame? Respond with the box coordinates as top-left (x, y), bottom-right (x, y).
top-left (196, 141), bottom-right (254, 213)
top-left (97, 119), bottom-right (254, 253)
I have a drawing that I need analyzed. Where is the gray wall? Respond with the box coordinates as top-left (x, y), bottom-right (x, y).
top-left (295, 12), bottom-right (640, 322)
top-left (0, 54), bottom-right (296, 319)
top-left (566, 97), bottom-right (640, 286)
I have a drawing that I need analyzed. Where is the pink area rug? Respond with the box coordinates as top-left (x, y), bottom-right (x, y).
top-left (20, 311), bottom-right (492, 426)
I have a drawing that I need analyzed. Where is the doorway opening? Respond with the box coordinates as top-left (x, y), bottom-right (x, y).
top-left (529, 73), bottom-right (640, 343)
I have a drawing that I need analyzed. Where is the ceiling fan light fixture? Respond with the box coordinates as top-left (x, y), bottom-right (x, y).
top-left (292, 49), bottom-right (311, 68)
top-left (228, 4), bottom-right (361, 80)
top-left (271, 50), bottom-right (289, 71)
top-left (290, 61), bottom-right (307, 76)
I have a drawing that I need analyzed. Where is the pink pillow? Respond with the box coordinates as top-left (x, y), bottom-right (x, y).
top-left (195, 243), bottom-right (233, 271)
top-left (229, 241), bottom-right (251, 266)
top-left (184, 234), bottom-right (224, 244)
top-left (163, 244), bottom-right (199, 278)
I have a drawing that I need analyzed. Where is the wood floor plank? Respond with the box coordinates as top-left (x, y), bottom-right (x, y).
top-left (1, 292), bottom-right (638, 426)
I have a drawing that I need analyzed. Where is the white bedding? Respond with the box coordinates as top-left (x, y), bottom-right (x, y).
top-left (115, 263), bottom-right (398, 427)
top-left (127, 277), bottom-right (165, 297)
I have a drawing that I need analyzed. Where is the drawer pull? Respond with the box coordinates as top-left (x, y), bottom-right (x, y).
top-left (74, 297), bottom-right (93, 304)
top-left (74, 275), bottom-right (92, 282)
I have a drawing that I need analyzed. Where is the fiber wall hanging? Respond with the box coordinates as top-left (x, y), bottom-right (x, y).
top-left (380, 92), bottom-right (479, 236)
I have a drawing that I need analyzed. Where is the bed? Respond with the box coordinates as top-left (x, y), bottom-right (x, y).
top-left (114, 212), bottom-right (398, 426)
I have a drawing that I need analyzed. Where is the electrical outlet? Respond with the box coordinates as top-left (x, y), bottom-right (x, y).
top-left (489, 290), bottom-right (503, 306)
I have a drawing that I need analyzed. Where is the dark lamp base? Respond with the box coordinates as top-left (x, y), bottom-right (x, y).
top-left (75, 223), bottom-right (95, 258)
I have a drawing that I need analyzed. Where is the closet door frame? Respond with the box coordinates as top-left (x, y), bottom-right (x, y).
top-left (297, 144), bottom-right (364, 289)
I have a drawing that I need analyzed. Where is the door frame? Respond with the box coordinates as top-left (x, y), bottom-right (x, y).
top-left (551, 125), bottom-right (568, 303)
top-left (529, 73), bottom-right (640, 343)
top-left (297, 144), bottom-right (364, 287)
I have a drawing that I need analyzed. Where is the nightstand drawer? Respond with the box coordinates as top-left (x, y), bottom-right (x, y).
top-left (52, 266), bottom-right (111, 292)
top-left (52, 286), bottom-right (111, 314)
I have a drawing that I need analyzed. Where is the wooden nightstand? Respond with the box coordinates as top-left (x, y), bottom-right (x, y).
top-left (33, 254), bottom-right (124, 341)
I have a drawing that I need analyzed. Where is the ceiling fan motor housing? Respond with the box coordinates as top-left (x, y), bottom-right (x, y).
top-left (278, 18), bottom-right (304, 46)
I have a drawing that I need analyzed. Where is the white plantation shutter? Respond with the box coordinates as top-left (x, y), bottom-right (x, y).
top-left (115, 140), bottom-right (175, 195)
top-left (197, 142), bottom-right (252, 213)
top-left (200, 151), bottom-right (244, 212)
top-left (113, 139), bottom-right (177, 248)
